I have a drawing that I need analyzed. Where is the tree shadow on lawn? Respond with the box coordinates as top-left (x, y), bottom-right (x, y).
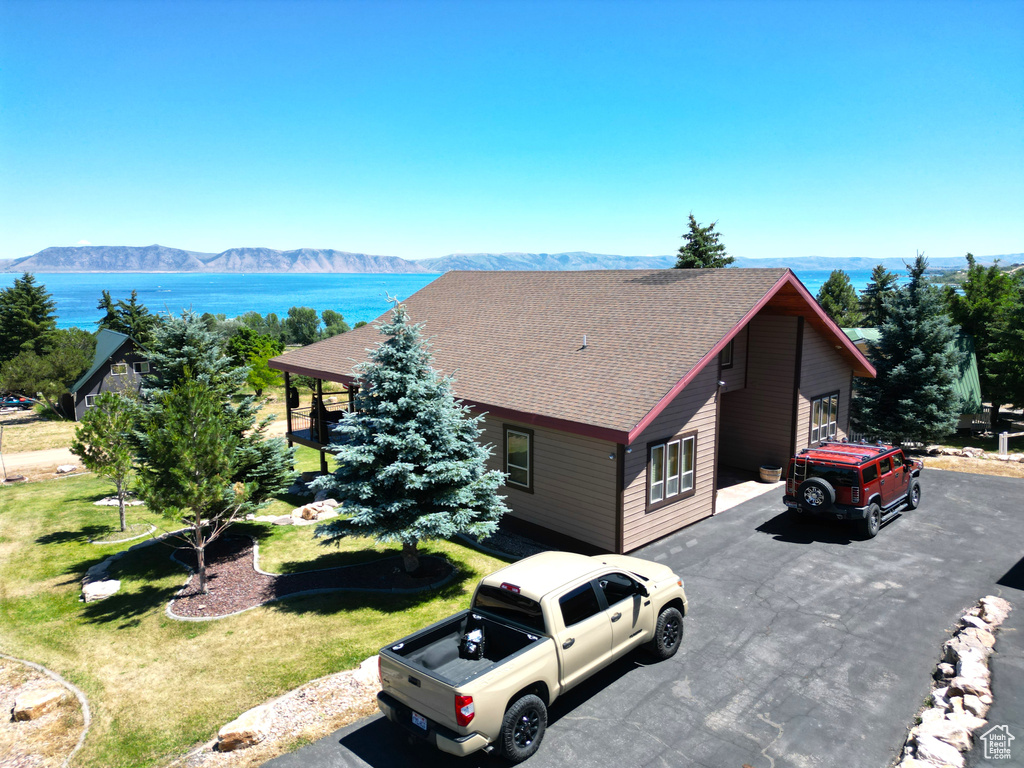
top-left (35, 525), bottom-right (110, 546)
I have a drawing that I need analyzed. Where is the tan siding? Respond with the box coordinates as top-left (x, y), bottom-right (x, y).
top-left (621, 365), bottom-right (719, 552)
top-left (478, 415), bottom-right (619, 551)
top-left (718, 315), bottom-right (799, 470)
top-left (719, 325), bottom-right (747, 392)
top-left (796, 324), bottom-right (852, 450)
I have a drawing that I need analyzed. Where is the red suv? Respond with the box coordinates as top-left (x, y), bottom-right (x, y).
top-left (783, 441), bottom-right (923, 538)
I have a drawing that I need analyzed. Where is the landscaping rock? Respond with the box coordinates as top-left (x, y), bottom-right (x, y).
top-left (272, 516), bottom-right (293, 526)
top-left (56, 464), bottom-right (77, 474)
top-left (980, 596), bottom-right (1011, 627)
top-left (12, 688), bottom-right (66, 721)
top-left (962, 694), bottom-right (989, 718)
top-left (959, 626), bottom-right (996, 650)
top-left (321, 498), bottom-right (339, 508)
top-left (93, 496), bottom-right (144, 506)
top-left (960, 614), bottom-right (991, 631)
top-left (913, 734), bottom-right (965, 767)
top-left (316, 509), bottom-right (338, 522)
top-left (935, 662), bottom-right (956, 681)
top-left (352, 655), bottom-right (379, 688)
top-left (217, 704), bottom-right (272, 751)
top-left (948, 674), bottom-right (990, 698)
top-left (82, 579), bottom-right (121, 602)
top-left (83, 562), bottom-right (109, 582)
top-left (896, 760), bottom-right (936, 768)
top-left (931, 687), bottom-right (951, 710)
top-left (961, 447), bottom-right (983, 458)
top-left (921, 707), bottom-right (947, 723)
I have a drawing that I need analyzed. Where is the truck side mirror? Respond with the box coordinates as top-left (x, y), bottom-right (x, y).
top-left (635, 583), bottom-right (649, 598)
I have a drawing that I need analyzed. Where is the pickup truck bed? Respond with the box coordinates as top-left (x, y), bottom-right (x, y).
top-left (388, 610), bottom-right (544, 687)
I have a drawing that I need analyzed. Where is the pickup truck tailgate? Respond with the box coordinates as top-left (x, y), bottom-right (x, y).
top-left (379, 653), bottom-right (459, 729)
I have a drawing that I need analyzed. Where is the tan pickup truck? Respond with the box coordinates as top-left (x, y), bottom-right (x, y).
top-left (376, 551), bottom-right (688, 762)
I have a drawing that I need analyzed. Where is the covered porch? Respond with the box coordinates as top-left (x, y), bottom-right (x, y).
top-left (282, 371), bottom-right (357, 473)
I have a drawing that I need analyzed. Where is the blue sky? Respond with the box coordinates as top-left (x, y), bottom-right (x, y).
top-left (1, 0), bottom-right (1021, 262)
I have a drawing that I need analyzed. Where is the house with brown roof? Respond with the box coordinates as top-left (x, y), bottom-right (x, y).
top-left (270, 269), bottom-right (874, 554)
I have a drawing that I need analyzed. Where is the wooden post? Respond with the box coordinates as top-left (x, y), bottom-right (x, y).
top-left (284, 371), bottom-right (293, 447)
top-left (316, 378), bottom-right (325, 444)
top-left (320, 449), bottom-right (328, 474)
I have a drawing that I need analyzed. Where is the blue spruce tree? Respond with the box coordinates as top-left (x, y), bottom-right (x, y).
top-left (315, 303), bottom-right (508, 572)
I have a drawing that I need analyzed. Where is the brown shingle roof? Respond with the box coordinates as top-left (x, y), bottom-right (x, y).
top-left (271, 269), bottom-right (872, 443)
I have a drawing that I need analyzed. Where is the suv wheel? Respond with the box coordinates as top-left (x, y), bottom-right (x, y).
top-left (862, 503), bottom-right (881, 539)
top-left (499, 694), bottom-right (547, 763)
top-left (798, 477), bottom-right (836, 511)
top-left (906, 479), bottom-right (921, 510)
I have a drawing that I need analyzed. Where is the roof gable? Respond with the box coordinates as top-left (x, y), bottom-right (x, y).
top-left (272, 269), bottom-right (873, 443)
top-left (70, 329), bottom-right (133, 394)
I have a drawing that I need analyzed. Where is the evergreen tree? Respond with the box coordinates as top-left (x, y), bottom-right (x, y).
top-left (0, 328), bottom-right (95, 418)
top-left (136, 311), bottom-right (293, 537)
top-left (852, 254), bottom-right (965, 444)
top-left (988, 277), bottom-right (1024, 412)
top-left (816, 270), bottom-right (864, 327)
top-left (0, 273), bottom-right (58, 364)
top-left (97, 289), bottom-right (158, 345)
top-left (314, 304), bottom-right (508, 572)
top-left (942, 254), bottom-right (1018, 426)
top-left (859, 264), bottom-right (899, 327)
top-left (136, 375), bottom-right (246, 593)
top-left (71, 391), bottom-right (137, 531)
top-left (674, 214), bottom-right (734, 269)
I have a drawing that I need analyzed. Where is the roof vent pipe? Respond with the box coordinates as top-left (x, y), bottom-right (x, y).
top-left (582, 334), bottom-right (587, 348)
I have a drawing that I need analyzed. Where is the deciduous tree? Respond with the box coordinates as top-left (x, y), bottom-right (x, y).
top-left (71, 391), bottom-right (137, 531)
top-left (0, 328), bottom-right (95, 418)
top-left (321, 309), bottom-right (350, 338)
top-left (852, 254), bottom-right (965, 444)
top-left (284, 306), bottom-right (320, 345)
top-left (314, 304), bottom-right (508, 572)
top-left (674, 214), bottom-right (734, 269)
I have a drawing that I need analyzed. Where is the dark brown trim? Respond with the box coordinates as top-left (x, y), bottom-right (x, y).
top-left (645, 431), bottom-right (698, 513)
top-left (847, 372), bottom-right (855, 435)
top-left (615, 444), bottom-right (625, 554)
top-left (789, 317), bottom-right (804, 458)
top-left (743, 324), bottom-right (750, 389)
top-left (503, 424), bottom-right (534, 493)
top-left (284, 371), bottom-right (293, 440)
top-left (712, 372), bottom-right (723, 516)
top-left (719, 339), bottom-right (734, 369)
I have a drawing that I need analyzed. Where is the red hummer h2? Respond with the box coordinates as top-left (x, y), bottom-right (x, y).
top-left (783, 441), bottom-right (924, 538)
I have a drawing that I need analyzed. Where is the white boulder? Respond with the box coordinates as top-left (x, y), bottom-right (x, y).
top-left (82, 579), bottom-right (121, 602)
top-left (913, 735), bottom-right (965, 767)
top-left (218, 704), bottom-right (272, 751)
top-left (12, 688), bottom-right (66, 721)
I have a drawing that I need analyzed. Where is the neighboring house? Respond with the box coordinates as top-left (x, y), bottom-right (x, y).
top-left (270, 269), bottom-right (874, 554)
top-left (843, 328), bottom-right (990, 431)
top-left (63, 329), bottom-right (149, 421)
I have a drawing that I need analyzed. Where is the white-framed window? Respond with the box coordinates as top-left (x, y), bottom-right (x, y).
top-left (504, 426), bottom-right (533, 492)
top-left (133, 361), bottom-right (150, 374)
top-left (85, 395), bottom-right (97, 407)
top-left (110, 363), bottom-right (128, 376)
top-left (720, 339), bottom-right (734, 369)
top-left (810, 392), bottom-right (840, 443)
top-left (648, 433), bottom-right (696, 509)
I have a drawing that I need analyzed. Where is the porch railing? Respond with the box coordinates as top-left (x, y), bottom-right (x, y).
top-left (289, 401), bottom-right (350, 445)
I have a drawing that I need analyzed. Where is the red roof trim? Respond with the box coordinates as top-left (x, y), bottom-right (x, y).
top-left (625, 271), bottom-right (875, 446)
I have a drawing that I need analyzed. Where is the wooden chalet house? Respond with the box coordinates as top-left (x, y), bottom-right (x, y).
top-left (270, 269), bottom-right (874, 554)
top-left (63, 329), bottom-right (149, 421)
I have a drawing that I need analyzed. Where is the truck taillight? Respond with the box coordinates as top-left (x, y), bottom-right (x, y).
top-left (455, 695), bottom-right (475, 726)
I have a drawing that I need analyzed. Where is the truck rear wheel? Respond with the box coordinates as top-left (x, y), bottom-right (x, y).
top-left (499, 694), bottom-right (547, 763)
top-left (646, 606), bottom-right (684, 660)
top-left (861, 503), bottom-right (881, 539)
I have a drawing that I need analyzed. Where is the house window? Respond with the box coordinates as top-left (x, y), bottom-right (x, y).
top-left (85, 395), bottom-right (97, 407)
top-left (648, 433), bottom-right (696, 509)
top-left (810, 392), bottom-right (839, 443)
top-left (110, 363), bottom-right (128, 376)
top-left (504, 426), bottom-right (533, 492)
top-left (720, 339), bottom-right (734, 369)
top-left (133, 361), bottom-right (150, 374)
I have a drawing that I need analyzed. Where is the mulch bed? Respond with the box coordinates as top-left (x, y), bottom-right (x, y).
top-left (169, 537), bottom-right (453, 619)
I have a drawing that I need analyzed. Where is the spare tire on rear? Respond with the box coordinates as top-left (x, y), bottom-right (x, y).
top-left (798, 477), bottom-right (835, 511)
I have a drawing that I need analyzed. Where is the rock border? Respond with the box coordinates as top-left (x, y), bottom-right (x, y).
top-left (893, 595), bottom-right (1012, 768)
top-left (165, 535), bottom-right (459, 622)
top-left (0, 651), bottom-right (92, 768)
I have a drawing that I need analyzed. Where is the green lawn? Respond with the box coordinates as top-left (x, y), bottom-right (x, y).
top-left (0, 447), bottom-right (509, 768)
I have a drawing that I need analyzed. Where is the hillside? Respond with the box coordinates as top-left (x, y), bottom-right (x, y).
top-left (416, 251), bottom-right (676, 271)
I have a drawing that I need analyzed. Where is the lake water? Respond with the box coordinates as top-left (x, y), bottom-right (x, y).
top-left (1, 269), bottom-right (899, 329)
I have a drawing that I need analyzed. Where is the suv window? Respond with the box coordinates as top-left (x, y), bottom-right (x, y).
top-left (862, 464), bottom-right (878, 483)
top-left (559, 583), bottom-right (602, 627)
top-left (892, 453), bottom-right (903, 470)
top-left (791, 462), bottom-right (858, 487)
top-left (879, 457), bottom-right (892, 475)
top-left (597, 573), bottom-right (636, 606)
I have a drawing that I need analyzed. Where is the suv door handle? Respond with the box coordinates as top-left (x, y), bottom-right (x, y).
top-left (611, 612), bottom-right (622, 622)
top-left (562, 638), bottom-right (575, 649)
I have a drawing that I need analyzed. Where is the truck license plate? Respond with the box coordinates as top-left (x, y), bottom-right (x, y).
top-left (412, 711), bottom-right (427, 731)
top-left (784, 500), bottom-right (798, 508)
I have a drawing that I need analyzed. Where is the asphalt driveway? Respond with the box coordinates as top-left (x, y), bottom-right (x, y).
top-left (266, 469), bottom-right (1024, 768)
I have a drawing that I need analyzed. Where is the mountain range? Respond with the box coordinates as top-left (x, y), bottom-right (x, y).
top-left (1, 244), bottom-right (1019, 274)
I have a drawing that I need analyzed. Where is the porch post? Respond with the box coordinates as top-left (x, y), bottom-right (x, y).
top-left (284, 371), bottom-right (293, 447)
top-left (316, 378), bottom-right (325, 444)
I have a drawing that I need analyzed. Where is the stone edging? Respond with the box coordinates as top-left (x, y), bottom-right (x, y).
top-left (0, 651), bottom-right (92, 768)
top-left (88, 524), bottom-right (157, 545)
top-left (164, 535), bottom-right (459, 622)
top-left (893, 595), bottom-right (1012, 768)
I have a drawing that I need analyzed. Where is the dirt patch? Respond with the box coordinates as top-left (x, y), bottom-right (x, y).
top-left (168, 536), bottom-right (454, 619)
top-left (0, 659), bottom-right (86, 768)
top-left (918, 455), bottom-right (1024, 478)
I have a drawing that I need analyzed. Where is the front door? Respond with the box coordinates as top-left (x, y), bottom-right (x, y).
top-left (878, 455), bottom-right (899, 507)
top-left (556, 582), bottom-right (613, 690)
top-left (597, 572), bottom-right (651, 656)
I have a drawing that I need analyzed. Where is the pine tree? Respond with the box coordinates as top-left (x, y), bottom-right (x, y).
top-left (314, 303), bottom-right (509, 572)
top-left (816, 270), bottom-right (864, 327)
top-left (71, 391), bottom-right (137, 531)
top-left (852, 254), bottom-right (965, 444)
top-left (97, 289), bottom-right (157, 344)
top-left (136, 311), bottom-right (293, 572)
top-left (136, 375), bottom-right (245, 593)
top-left (0, 273), bottom-right (58, 364)
top-left (674, 214), bottom-right (734, 269)
top-left (988, 277), bottom-right (1024, 413)
top-left (859, 264), bottom-right (899, 327)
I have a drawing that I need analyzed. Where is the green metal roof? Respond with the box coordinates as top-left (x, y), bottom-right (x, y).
top-left (70, 329), bottom-right (132, 394)
top-left (842, 328), bottom-right (984, 413)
